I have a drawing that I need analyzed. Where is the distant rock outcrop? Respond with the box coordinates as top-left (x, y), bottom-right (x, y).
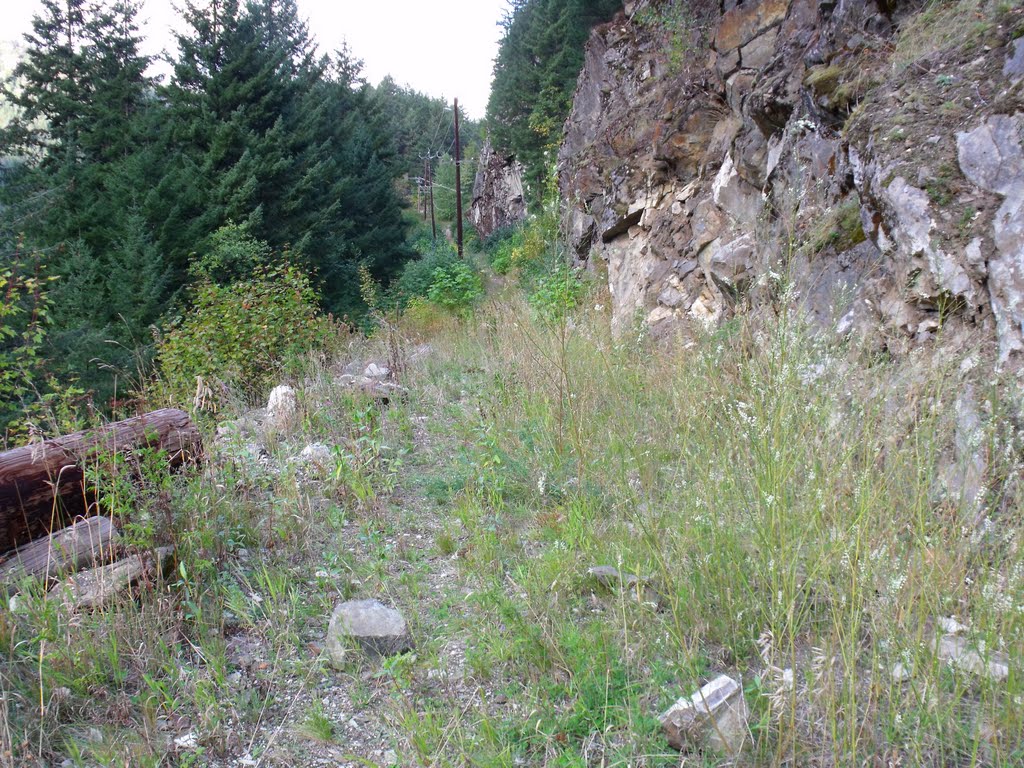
top-left (471, 139), bottom-right (527, 239)
top-left (558, 0), bottom-right (1024, 364)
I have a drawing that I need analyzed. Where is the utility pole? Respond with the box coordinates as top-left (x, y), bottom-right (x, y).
top-left (421, 159), bottom-right (428, 220)
top-left (454, 98), bottom-right (463, 259)
top-left (427, 155), bottom-right (437, 240)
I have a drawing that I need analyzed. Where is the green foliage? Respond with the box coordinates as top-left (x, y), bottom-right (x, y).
top-left (486, 0), bottom-right (620, 208)
top-left (369, 79), bottom-right (480, 184)
top-left (157, 261), bottom-right (326, 408)
top-left (0, 249), bottom-right (50, 434)
top-left (0, 0), bottom-right (425, 411)
top-left (188, 222), bottom-right (273, 286)
top-left (390, 237), bottom-right (461, 304)
top-left (527, 264), bottom-right (586, 323)
top-left (427, 260), bottom-right (484, 316)
top-left (431, 151), bottom-right (476, 224)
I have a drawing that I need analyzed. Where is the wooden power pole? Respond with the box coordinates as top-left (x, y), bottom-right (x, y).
top-left (427, 156), bottom-right (437, 240)
top-left (421, 159), bottom-right (428, 220)
top-left (454, 98), bottom-right (463, 258)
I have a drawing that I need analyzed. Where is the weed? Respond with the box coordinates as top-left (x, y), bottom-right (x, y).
top-left (297, 700), bottom-right (336, 743)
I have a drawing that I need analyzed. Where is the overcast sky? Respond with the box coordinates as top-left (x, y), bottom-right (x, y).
top-left (7, 0), bottom-right (507, 119)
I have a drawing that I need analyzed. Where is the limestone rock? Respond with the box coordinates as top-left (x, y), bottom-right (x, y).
top-left (471, 139), bottom-right (527, 239)
top-left (327, 599), bottom-right (413, 664)
top-left (659, 674), bottom-right (749, 754)
top-left (265, 385), bottom-right (297, 431)
top-left (363, 363), bottom-right (389, 379)
top-left (936, 634), bottom-right (1010, 682)
top-left (299, 443), bottom-right (334, 468)
top-left (958, 114), bottom-right (1024, 364)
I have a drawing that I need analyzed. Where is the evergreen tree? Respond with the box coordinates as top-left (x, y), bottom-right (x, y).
top-left (0, 0), bottom-right (166, 402)
top-left (486, 0), bottom-right (620, 207)
top-left (157, 2), bottom-right (412, 315)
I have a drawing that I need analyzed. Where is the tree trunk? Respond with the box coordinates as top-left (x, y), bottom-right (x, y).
top-left (0, 516), bottom-right (119, 590)
top-left (58, 546), bottom-right (174, 611)
top-left (0, 409), bottom-right (201, 554)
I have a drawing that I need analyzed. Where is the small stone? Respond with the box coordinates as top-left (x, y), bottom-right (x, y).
top-left (265, 385), bottom-right (297, 430)
top-left (300, 443), bottom-right (334, 468)
top-left (659, 674), bottom-right (749, 754)
top-left (891, 662), bottom-right (913, 682)
top-left (587, 565), bottom-right (645, 593)
top-left (936, 634), bottom-right (1010, 682)
top-left (174, 733), bottom-right (198, 749)
top-left (364, 363), bottom-right (390, 379)
top-left (327, 599), bottom-right (413, 664)
top-left (383, 749), bottom-right (398, 765)
top-left (937, 616), bottom-right (968, 635)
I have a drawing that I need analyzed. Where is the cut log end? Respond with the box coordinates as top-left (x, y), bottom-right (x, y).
top-left (0, 516), bottom-right (120, 594)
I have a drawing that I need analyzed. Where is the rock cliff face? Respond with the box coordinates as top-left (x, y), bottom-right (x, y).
top-left (470, 140), bottom-right (528, 239)
top-left (558, 0), bottom-right (1024, 363)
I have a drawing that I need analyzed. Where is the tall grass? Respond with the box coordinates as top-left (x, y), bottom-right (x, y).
top-left (395, 281), bottom-right (1024, 765)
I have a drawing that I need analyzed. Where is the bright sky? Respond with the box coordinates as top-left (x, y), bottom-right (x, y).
top-left (7, 0), bottom-right (507, 119)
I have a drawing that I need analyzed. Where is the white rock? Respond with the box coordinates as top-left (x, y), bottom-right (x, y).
top-left (174, 733), bottom-right (198, 749)
top-left (364, 363), bottom-right (390, 379)
top-left (891, 662), bottom-right (913, 682)
top-left (659, 674), bottom-right (749, 754)
top-left (936, 634), bottom-right (1010, 682)
top-left (265, 385), bottom-right (297, 430)
top-left (938, 616), bottom-right (968, 635)
top-left (300, 443), bottom-right (334, 467)
top-left (326, 599), bottom-right (413, 665)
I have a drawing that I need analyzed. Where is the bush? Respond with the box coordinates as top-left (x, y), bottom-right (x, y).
top-left (528, 264), bottom-right (587, 323)
top-left (391, 237), bottom-right (461, 304)
top-left (157, 263), bottom-right (327, 408)
top-left (188, 222), bottom-right (273, 286)
top-left (427, 260), bottom-right (484, 316)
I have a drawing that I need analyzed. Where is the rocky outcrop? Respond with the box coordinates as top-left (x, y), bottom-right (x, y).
top-left (471, 139), bottom-right (527, 239)
top-left (558, 0), bottom-right (1024, 363)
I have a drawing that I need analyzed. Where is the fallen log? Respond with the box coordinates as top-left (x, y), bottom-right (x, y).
top-left (59, 546), bottom-right (174, 611)
top-left (0, 516), bottom-right (119, 591)
top-left (0, 409), bottom-right (202, 553)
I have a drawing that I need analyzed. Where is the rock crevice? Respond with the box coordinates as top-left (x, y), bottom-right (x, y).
top-left (558, 0), bottom-right (1024, 362)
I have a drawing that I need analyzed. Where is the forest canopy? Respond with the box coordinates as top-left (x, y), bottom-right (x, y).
top-left (485, 0), bottom-right (620, 207)
top-left (0, 0), bottom-right (476, 431)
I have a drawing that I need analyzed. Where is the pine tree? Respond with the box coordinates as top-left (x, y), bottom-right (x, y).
top-left (486, 0), bottom-right (620, 207)
top-left (0, 0), bottom-right (164, 402)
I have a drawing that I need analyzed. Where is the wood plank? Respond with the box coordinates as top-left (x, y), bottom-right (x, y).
top-left (59, 547), bottom-right (174, 611)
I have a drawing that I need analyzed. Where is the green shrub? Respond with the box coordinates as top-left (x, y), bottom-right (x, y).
top-left (157, 263), bottom-right (327, 408)
top-left (188, 222), bottom-right (273, 286)
top-left (1, 252), bottom-right (52, 433)
top-left (427, 260), bottom-right (484, 315)
top-left (527, 264), bottom-right (586, 323)
top-left (391, 237), bottom-right (460, 304)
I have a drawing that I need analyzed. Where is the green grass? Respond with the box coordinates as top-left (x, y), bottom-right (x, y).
top-left (3, 222), bottom-right (1024, 766)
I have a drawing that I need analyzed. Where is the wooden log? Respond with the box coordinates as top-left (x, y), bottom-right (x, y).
top-left (0, 516), bottom-right (119, 591)
top-left (0, 409), bottom-right (201, 553)
top-left (59, 546), bottom-right (174, 611)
